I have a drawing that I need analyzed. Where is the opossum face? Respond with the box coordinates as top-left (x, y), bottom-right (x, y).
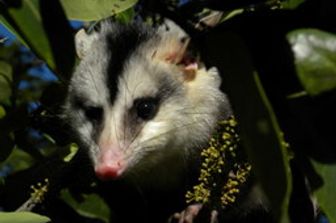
top-left (64, 21), bottom-right (229, 181)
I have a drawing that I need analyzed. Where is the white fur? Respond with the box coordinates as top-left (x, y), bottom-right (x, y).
top-left (65, 20), bottom-right (231, 185)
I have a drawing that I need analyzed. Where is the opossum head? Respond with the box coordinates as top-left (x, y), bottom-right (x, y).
top-left (64, 20), bottom-right (230, 181)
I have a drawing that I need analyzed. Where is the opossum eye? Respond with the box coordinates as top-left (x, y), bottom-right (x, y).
top-left (134, 97), bottom-right (159, 120)
top-left (84, 106), bottom-right (103, 123)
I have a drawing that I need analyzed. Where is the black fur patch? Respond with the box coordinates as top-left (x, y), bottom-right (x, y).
top-left (105, 23), bottom-right (154, 103)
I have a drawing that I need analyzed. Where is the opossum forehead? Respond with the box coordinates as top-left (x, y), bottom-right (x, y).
top-left (69, 23), bottom-right (157, 106)
top-left (104, 23), bottom-right (158, 103)
top-left (69, 22), bottom-right (185, 109)
top-left (117, 55), bottom-right (185, 107)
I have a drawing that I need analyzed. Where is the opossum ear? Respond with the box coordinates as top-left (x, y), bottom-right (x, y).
top-left (195, 11), bottom-right (223, 30)
top-left (153, 20), bottom-right (198, 81)
top-left (75, 29), bottom-right (98, 59)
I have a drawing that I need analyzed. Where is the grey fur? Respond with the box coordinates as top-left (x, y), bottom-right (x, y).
top-left (64, 20), bottom-right (232, 185)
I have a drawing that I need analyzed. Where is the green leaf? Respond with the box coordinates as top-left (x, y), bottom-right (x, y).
top-left (0, 212), bottom-right (50, 223)
top-left (0, 106), bottom-right (5, 119)
top-left (0, 147), bottom-right (35, 172)
top-left (281, 0), bottom-right (306, 9)
top-left (312, 161), bottom-right (336, 223)
top-left (63, 143), bottom-right (79, 162)
top-left (60, 0), bottom-right (138, 21)
top-left (202, 31), bottom-right (291, 223)
top-left (0, 0), bottom-right (56, 70)
top-left (0, 60), bottom-right (12, 103)
top-left (115, 7), bottom-right (135, 23)
top-left (287, 29), bottom-right (336, 96)
top-left (0, 15), bottom-right (28, 46)
top-left (39, 0), bottom-right (76, 81)
top-left (0, 134), bottom-right (15, 162)
top-left (60, 189), bottom-right (110, 223)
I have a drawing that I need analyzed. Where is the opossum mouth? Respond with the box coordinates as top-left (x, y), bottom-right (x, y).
top-left (178, 54), bottom-right (201, 81)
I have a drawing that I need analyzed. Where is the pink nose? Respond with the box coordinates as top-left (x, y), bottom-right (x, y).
top-left (95, 142), bottom-right (126, 180)
top-left (95, 162), bottom-right (124, 180)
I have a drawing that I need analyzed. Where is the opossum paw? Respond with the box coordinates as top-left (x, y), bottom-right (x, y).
top-left (168, 204), bottom-right (219, 223)
top-left (168, 204), bottom-right (203, 223)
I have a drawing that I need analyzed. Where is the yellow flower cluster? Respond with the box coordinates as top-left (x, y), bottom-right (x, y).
top-left (30, 178), bottom-right (49, 204)
top-left (17, 178), bottom-right (50, 211)
top-left (186, 116), bottom-right (251, 209)
top-left (221, 163), bottom-right (251, 206)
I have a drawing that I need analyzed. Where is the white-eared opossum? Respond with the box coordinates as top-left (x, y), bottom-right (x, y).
top-left (64, 19), bottom-right (266, 223)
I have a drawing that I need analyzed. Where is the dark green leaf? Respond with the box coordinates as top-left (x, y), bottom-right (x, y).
top-left (312, 160), bottom-right (336, 223)
top-left (0, 60), bottom-right (12, 103)
top-left (0, 15), bottom-right (28, 46)
top-left (0, 147), bottom-right (35, 173)
top-left (39, 0), bottom-right (75, 81)
top-left (281, 0), bottom-right (306, 9)
top-left (0, 212), bottom-right (50, 223)
top-left (0, 134), bottom-right (15, 162)
top-left (0, 0), bottom-right (56, 70)
top-left (60, 189), bottom-right (110, 223)
top-left (0, 106), bottom-right (5, 118)
top-left (60, 0), bottom-right (138, 21)
top-left (115, 7), bottom-right (135, 23)
top-left (202, 31), bottom-right (291, 223)
top-left (287, 29), bottom-right (336, 96)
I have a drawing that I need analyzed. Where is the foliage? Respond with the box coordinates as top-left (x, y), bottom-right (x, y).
top-left (186, 116), bottom-right (251, 209)
top-left (0, 212), bottom-right (50, 223)
top-left (0, 0), bottom-right (336, 222)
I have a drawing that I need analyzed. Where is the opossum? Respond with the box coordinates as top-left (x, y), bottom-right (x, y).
top-left (64, 19), bottom-right (265, 223)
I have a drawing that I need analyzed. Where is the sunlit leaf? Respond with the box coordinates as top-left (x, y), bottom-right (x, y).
top-left (288, 29), bottom-right (336, 96)
top-left (61, 189), bottom-right (110, 223)
top-left (60, 0), bottom-right (138, 21)
top-left (0, 212), bottom-right (50, 223)
top-left (312, 160), bottom-right (336, 223)
top-left (63, 143), bottom-right (79, 162)
top-left (202, 31), bottom-right (291, 223)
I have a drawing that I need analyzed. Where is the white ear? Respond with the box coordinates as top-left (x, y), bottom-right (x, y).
top-left (154, 19), bottom-right (190, 64)
top-left (195, 11), bottom-right (223, 30)
top-left (154, 20), bottom-right (202, 82)
top-left (75, 29), bottom-right (98, 59)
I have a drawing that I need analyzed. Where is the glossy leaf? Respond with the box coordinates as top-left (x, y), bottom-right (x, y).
top-left (0, 15), bottom-right (28, 46)
top-left (0, 212), bottom-right (50, 223)
top-left (281, 0), bottom-right (306, 9)
top-left (0, 147), bottom-right (35, 173)
top-left (115, 7), bottom-right (135, 23)
top-left (39, 0), bottom-right (75, 80)
top-left (312, 160), bottom-right (336, 223)
top-left (60, 0), bottom-right (138, 21)
top-left (0, 60), bottom-right (12, 103)
top-left (0, 106), bottom-right (5, 118)
top-left (63, 143), bottom-right (79, 162)
top-left (61, 189), bottom-right (110, 223)
top-left (202, 31), bottom-right (291, 223)
top-left (0, 0), bottom-right (56, 70)
top-left (288, 29), bottom-right (336, 96)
